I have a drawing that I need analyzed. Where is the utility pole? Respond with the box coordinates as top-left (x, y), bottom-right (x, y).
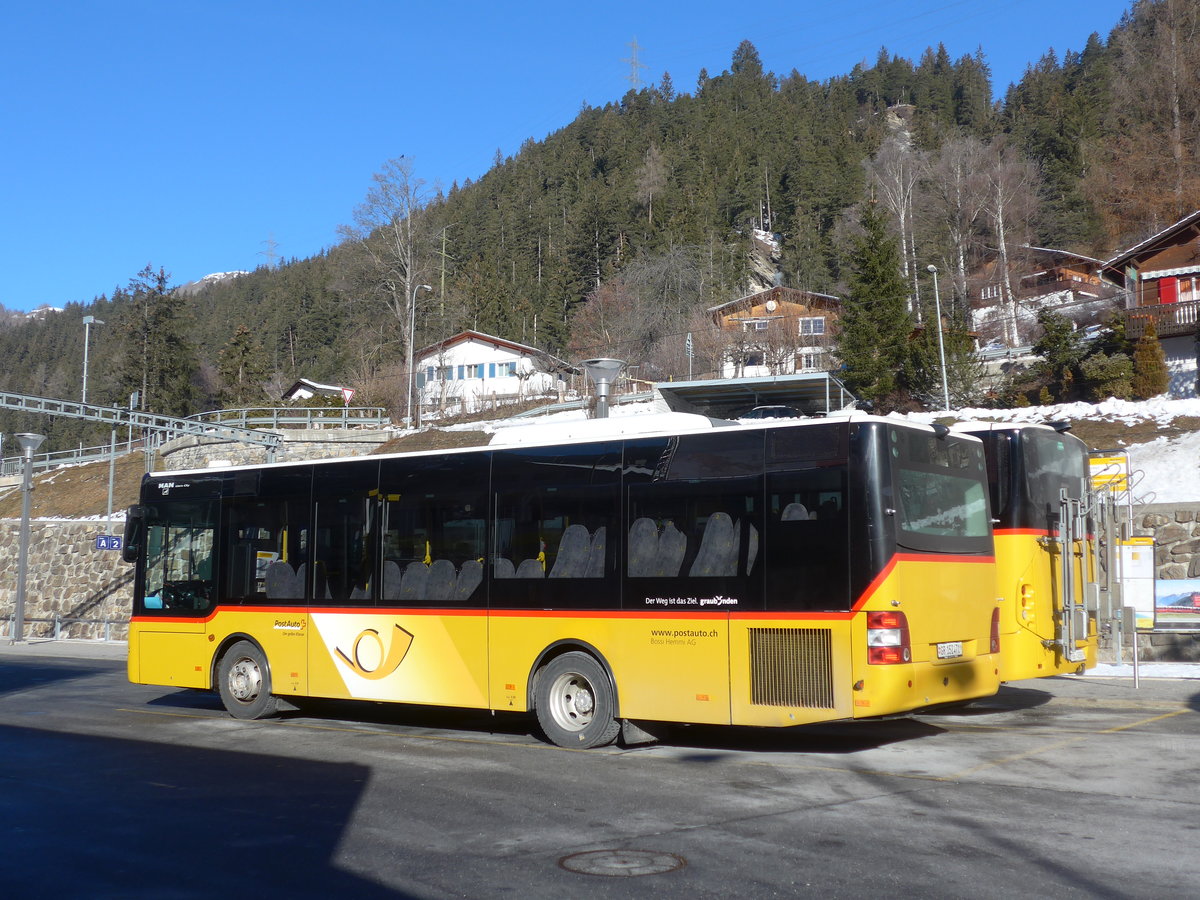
top-left (259, 233), bottom-right (280, 269)
top-left (623, 37), bottom-right (647, 89)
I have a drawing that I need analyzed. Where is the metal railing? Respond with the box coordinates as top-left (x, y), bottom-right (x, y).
top-left (0, 438), bottom-right (142, 477)
top-left (1, 614), bottom-right (127, 642)
top-left (187, 406), bottom-right (390, 430)
top-left (0, 402), bottom-right (392, 476)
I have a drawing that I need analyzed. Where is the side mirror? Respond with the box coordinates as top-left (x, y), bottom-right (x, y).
top-left (122, 505), bottom-right (146, 564)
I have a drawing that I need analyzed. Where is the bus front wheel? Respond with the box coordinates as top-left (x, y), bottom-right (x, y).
top-left (217, 640), bottom-right (279, 720)
top-left (534, 652), bottom-right (619, 749)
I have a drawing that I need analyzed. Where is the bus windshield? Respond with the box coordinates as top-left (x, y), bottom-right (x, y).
top-left (139, 500), bottom-right (218, 613)
top-left (889, 427), bottom-right (991, 553)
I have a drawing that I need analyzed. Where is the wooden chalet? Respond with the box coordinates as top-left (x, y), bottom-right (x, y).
top-left (708, 286), bottom-right (840, 378)
top-left (971, 247), bottom-right (1118, 347)
top-left (1101, 209), bottom-right (1200, 340)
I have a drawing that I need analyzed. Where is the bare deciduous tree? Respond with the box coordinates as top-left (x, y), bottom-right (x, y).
top-left (634, 143), bottom-right (668, 226)
top-left (865, 135), bottom-right (925, 319)
top-left (337, 156), bottom-right (433, 415)
top-left (980, 138), bottom-right (1041, 345)
top-left (923, 136), bottom-right (990, 317)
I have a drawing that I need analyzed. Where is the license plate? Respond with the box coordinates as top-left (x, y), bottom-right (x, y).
top-left (936, 641), bottom-right (963, 660)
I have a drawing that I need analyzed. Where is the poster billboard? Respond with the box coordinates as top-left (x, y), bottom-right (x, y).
top-left (1119, 537), bottom-right (1156, 630)
top-left (1155, 577), bottom-right (1200, 630)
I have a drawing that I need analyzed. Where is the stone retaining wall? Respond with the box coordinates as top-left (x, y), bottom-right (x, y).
top-left (1134, 502), bottom-right (1200, 579)
top-left (159, 428), bottom-right (392, 470)
top-left (0, 520), bottom-right (131, 641)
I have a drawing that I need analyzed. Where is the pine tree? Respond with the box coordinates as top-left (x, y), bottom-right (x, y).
top-left (837, 204), bottom-right (913, 409)
top-left (218, 324), bottom-right (270, 407)
top-left (1131, 318), bottom-right (1169, 399)
top-left (115, 265), bottom-right (198, 416)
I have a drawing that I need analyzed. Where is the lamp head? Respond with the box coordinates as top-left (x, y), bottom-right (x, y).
top-left (926, 264), bottom-right (937, 274)
top-left (15, 433), bottom-right (46, 455)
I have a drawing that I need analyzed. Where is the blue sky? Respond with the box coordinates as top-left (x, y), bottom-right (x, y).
top-left (1, 0), bottom-right (1132, 313)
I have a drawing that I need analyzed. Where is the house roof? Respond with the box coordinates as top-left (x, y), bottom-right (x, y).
top-left (415, 330), bottom-right (578, 374)
top-left (1020, 245), bottom-right (1105, 266)
top-left (708, 285), bottom-right (840, 316)
top-left (1102, 209), bottom-right (1200, 272)
top-left (281, 377), bottom-right (351, 401)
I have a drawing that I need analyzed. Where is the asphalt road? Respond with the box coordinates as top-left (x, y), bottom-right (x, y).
top-left (1, 642), bottom-right (1197, 899)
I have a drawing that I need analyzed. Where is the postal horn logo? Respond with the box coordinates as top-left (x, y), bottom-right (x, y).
top-left (335, 624), bottom-right (414, 680)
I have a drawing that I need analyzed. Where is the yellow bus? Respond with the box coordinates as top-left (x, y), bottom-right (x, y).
top-left (123, 412), bottom-right (1002, 748)
top-left (955, 422), bottom-right (1098, 681)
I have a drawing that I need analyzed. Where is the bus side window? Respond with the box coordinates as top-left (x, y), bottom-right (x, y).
top-left (765, 467), bottom-right (850, 612)
top-left (380, 454), bottom-right (488, 605)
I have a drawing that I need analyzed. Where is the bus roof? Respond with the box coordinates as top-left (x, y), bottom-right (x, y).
top-left (149, 410), bottom-right (976, 479)
top-left (487, 411), bottom-right (735, 447)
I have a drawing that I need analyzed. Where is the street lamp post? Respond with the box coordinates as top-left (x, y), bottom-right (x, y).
top-left (12, 432), bottom-right (46, 644)
top-left (926, 265), bottom-right (951, 411)
top-left (406, 284), bottom-right (433, 427)
top-left (82, 315), bottom-right (104, 404)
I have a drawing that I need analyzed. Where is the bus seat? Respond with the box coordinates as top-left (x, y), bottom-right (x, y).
top-left (456, 559), bottom-right (483, 600)
top-left (782, 502), bottom-right (809, 521)
top-left (493, 558), bottom-right (515, 579)
top-left (585, 526), bottom-right (606, 578)
top-left (745, 521), bottom-right (760, 574)
top-left (689, 512), bottom-right (737, 577)
top-left (264, 561), bottom-right (301, 599)
top-left (382, 561), bottom-right (403, 600)
top-left (400, 561), bottom-right (429, 600)
top-left (426, 559), bottom-right (457, 603)
top-left (550, 524), bottom-right (590, 578)
top-left (655, 522), bottom-right (687, 577)
top-left (515, 558), bottom-right (545, 578)
top-left (627, 517), bottom-right (659, 576)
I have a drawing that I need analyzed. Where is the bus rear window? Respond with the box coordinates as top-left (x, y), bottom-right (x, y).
top-left (889, 428), bottom-right (991, 551)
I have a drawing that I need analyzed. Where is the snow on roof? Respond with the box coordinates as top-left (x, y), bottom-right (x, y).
top-left (488, 411), bottom-right (733, 446)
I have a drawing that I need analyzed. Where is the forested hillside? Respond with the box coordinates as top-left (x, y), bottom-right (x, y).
top-left (2, 0), bottom-right (1197, 452)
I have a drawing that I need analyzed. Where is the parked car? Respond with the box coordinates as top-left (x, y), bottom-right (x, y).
top-left (740, 405), bottom-right (802, 419)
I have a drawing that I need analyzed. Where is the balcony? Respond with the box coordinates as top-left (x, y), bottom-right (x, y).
top-left (1125, 299), bottom-right (1200, 339)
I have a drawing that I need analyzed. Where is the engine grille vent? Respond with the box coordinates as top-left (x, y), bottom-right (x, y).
top-left (749, 627), bottom-right (834, 708)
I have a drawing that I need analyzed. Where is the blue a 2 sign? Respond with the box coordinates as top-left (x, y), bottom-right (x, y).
top-left (95, 535), bottom-right (123, 551)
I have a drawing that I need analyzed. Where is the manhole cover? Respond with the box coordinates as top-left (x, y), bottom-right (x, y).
top-left (559, 849), bottom-right (686, 877)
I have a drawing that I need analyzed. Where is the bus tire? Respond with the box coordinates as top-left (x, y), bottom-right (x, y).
top-left (217, 640), bottom-right (279, 720)
top-left (534, 651), bottom-right (619, 749)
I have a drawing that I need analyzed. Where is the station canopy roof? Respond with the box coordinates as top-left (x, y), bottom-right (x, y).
top-left (653, 372), bottom-right (857, 420)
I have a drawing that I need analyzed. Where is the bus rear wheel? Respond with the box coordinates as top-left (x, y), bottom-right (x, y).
top-left (217, 640), bottom-right (279, 720)
top-left (534, 652), bottom-right (619, 749)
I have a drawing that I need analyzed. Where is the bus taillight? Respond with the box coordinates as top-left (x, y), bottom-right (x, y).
top-left (867, 610), bottom-right (911, 664)
top-left (990, 607), bottom-right (1001, 654)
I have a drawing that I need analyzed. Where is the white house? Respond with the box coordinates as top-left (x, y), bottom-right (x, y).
top-left (415, 330), bottom-right (576, 416)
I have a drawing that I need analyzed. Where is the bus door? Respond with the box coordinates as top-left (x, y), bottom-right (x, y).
top-left (221, 467), bottom-right (314, 698)
top-left (130, 498), bottom-right (218, 688)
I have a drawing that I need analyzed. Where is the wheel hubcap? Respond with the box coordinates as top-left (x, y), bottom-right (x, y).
top-left (228, 657), bottom-right (262, 703)
top-left (550, 672), bottom-right (594, 731)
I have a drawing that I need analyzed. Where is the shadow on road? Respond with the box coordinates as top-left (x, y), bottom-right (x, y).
top-left (0, 722), bottom-right (412, 897)
top-left (0, 656), bottom-right (115, 698)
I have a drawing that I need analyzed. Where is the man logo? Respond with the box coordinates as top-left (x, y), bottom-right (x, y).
top-left (335, 624), bottom-right (414, 680)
